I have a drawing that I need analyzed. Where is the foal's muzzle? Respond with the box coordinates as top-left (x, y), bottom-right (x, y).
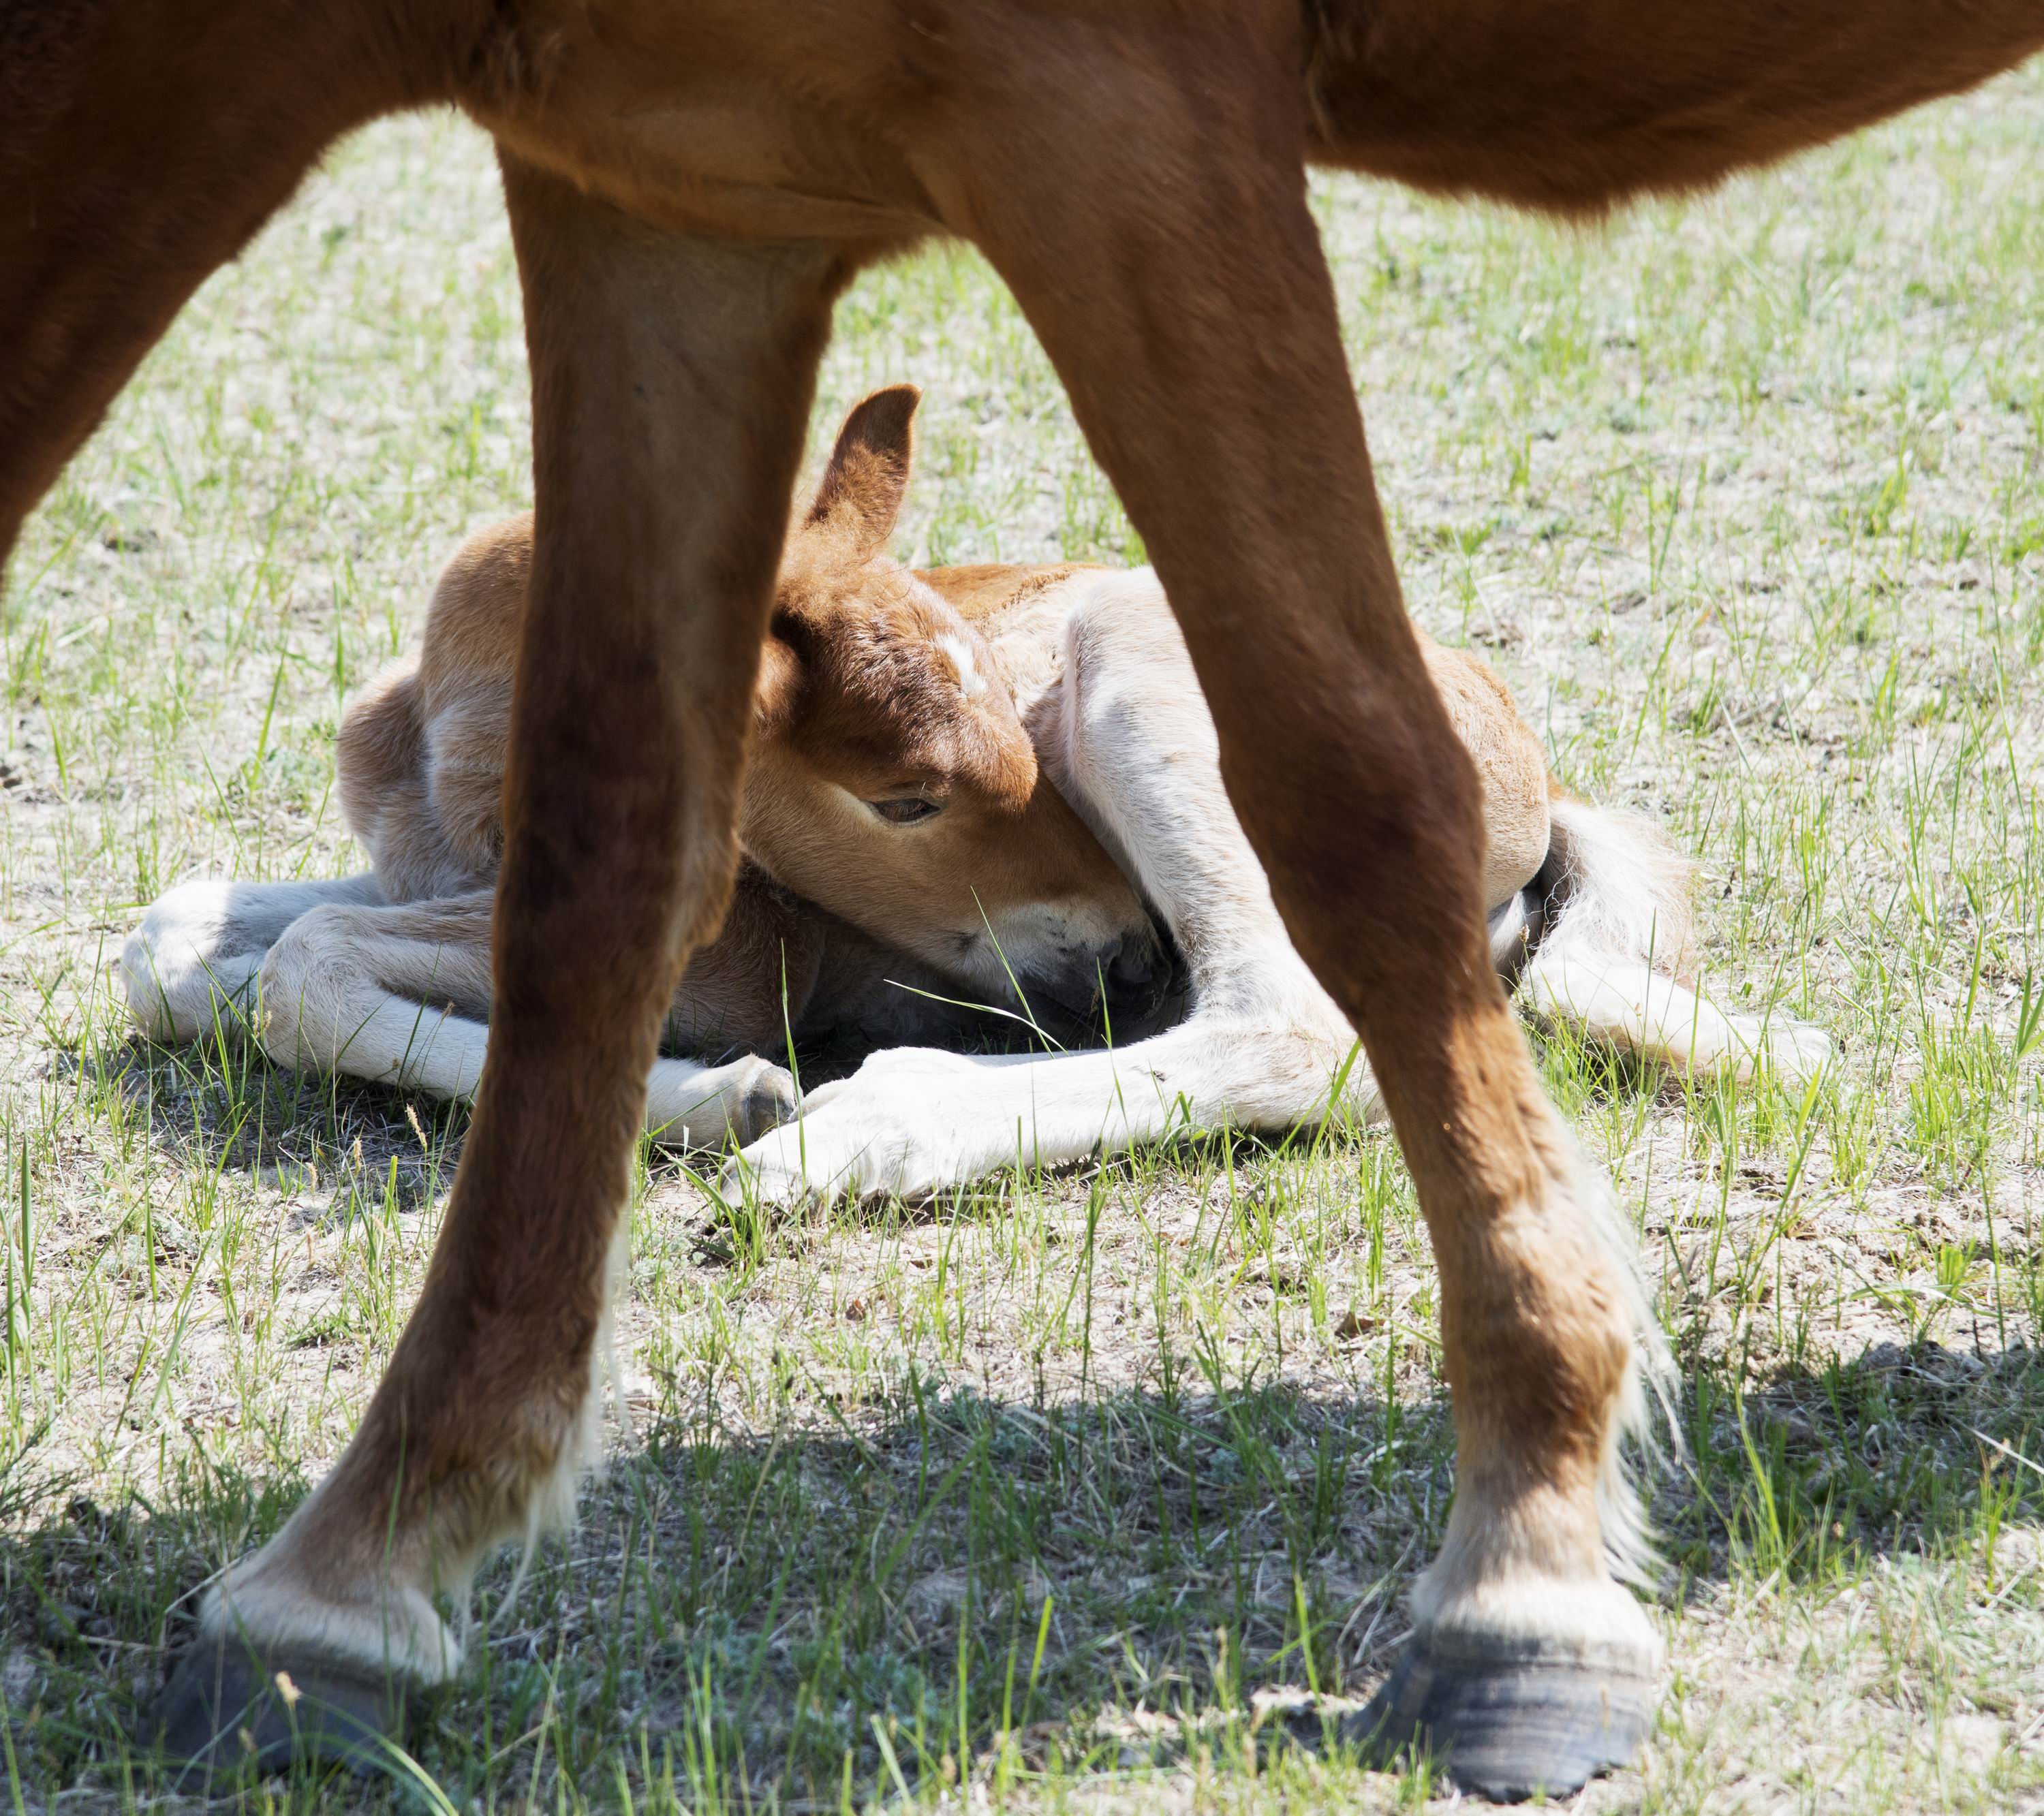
top-left (1018, 922), bottom-right (1177, 1039)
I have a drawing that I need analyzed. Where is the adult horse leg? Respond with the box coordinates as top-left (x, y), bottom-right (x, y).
top-left (157, 160), bottom-right (846, 1771)
top-left (927, 25), bottom-right (1662, 1800)
top-left (0, 7), bottom-right (476, 547)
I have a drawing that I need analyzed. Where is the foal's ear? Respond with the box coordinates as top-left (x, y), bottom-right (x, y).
top-left (804, 384), bottom-right (920, 554)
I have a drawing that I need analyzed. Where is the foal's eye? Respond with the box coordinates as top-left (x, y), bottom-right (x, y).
top-left (869, 797), bottom-right (942, 826)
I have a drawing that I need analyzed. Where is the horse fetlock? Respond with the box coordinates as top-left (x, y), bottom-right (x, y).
top-left (199, 1519), bottom-right (463, 1688)
top-left (1387, 1441), bottom-right (1661, 1798)
top-left (155, 1504), bottom-right (457, 1776)
top-left (1357, 1121), bottom-right (1664, 1803)
top-left (1410, 1524), bottom-right (1660, 1654)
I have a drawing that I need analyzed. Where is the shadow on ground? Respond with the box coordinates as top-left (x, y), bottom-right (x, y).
top-left (0, 1337), bottom-right (2036, 1806)
top-left (52, 1033), bottom-right (469, 1226)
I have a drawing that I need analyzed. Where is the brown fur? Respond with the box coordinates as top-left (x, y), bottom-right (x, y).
top-left (7, 0), bottom-right (2039, 1758)
top-left (330, 387), bottom-right (1558, 1064)
top-left (922, 562), bottom-right (1103, 627)
top-left (344, 390), bottom-right (1146, 1040)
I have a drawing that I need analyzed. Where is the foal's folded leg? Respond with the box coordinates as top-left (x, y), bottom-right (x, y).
top-left (121, 872), bottom-right (387, 1044)
top-left (253, 890), bottom-right (792, 1147)
top-left (155, 163), bottom-right (845, 1777)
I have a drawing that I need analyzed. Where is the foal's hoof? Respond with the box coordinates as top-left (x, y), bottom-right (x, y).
top-left (732, 1060), bottom-right (800, 1144)
top-left (152, 1634), bottom-right (405, 1784)
top-left (1348, 1631), bottom-right (1657, 1802)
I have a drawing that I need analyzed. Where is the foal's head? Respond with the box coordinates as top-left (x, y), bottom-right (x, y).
top-left (741, 386), bottom-right (1166, 1030)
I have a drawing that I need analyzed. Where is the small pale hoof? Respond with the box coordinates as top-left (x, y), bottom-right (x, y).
top-left (152, 1633), bottom-right (405, 1785)
top-left (732, 1062), bottom-right (799, 1144)
top-left (1348, 1631), bottom-right (1656, 1802)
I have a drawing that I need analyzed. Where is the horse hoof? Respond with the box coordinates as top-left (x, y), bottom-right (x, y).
top-left (152, 1634), bottom-right (405, 1785)
top-left (1348, 1630), bottom-right (1657, 1802)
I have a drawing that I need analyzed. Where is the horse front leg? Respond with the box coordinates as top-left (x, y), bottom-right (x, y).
top-left (155, 160), bottom-right (846, 1774)
top-left (923, 21), bottom-right (1667, 1801)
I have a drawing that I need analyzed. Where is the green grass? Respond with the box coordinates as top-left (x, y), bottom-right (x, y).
top-left (3, 63), bottom-right (2044, 1814)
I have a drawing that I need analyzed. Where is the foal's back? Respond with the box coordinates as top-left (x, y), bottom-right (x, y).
top-left (337, 518), bottom-right (529, 905)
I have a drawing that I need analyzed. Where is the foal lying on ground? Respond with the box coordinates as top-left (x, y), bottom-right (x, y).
top-left (128, 386), bottom-right (1831, 1206)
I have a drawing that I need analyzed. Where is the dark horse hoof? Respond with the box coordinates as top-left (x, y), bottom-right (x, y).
top-left (1348, 1630), bottom-right (1658, 1802)
top-left (151, 1633), bottom-right (407, 1785)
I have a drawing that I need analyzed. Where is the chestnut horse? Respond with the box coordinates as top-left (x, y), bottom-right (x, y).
top-left (5, 1), bottom-right (2040, 1798)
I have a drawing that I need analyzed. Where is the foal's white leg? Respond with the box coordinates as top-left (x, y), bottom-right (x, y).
top-left (731, 1024), bottom-right (1369, 1204)
top-left (645, 1051), bottom-right (796, 1149)
top-left (256, 894), bottom-right (795, 1146)
top-left (728, 572), bottom-right (1378, 1204)
top-left (1519, 946), bottom-right (1833, 1084)
top-left (123, 873), bottom-right (388, 1042)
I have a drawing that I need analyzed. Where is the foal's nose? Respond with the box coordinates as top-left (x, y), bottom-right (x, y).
top-left (1102, 926), bottom-right (1171, 1017)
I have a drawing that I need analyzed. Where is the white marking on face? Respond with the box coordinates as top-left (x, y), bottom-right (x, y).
top-left (935, 634), bottom-right (987, 699)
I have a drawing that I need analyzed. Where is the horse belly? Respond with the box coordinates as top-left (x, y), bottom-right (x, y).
top-left (1309, 0), bottom-right (2044, 213)
top-left (464, 3), bottom-right (938, 244)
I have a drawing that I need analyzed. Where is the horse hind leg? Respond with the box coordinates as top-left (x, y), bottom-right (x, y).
top-left (933, 25), bottom-right (1665, 1796)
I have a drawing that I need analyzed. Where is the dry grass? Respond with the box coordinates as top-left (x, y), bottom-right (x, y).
top-left (3, 62), bottom-right (2044, 1815)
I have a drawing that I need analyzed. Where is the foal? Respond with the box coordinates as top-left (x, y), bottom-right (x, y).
top-left (125, 388), bottom-right (1164, 1140)
top-left (131, 382), bottom-right (1832, 1208)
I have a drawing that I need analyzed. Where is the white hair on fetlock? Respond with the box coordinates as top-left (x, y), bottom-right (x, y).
top-left (499, 1215), bottom-right (632, 1618)
top-left (604, 1212), bottom-right (634, 1439)
top-left (1564, 1130), bottom-right (1679, 1590)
